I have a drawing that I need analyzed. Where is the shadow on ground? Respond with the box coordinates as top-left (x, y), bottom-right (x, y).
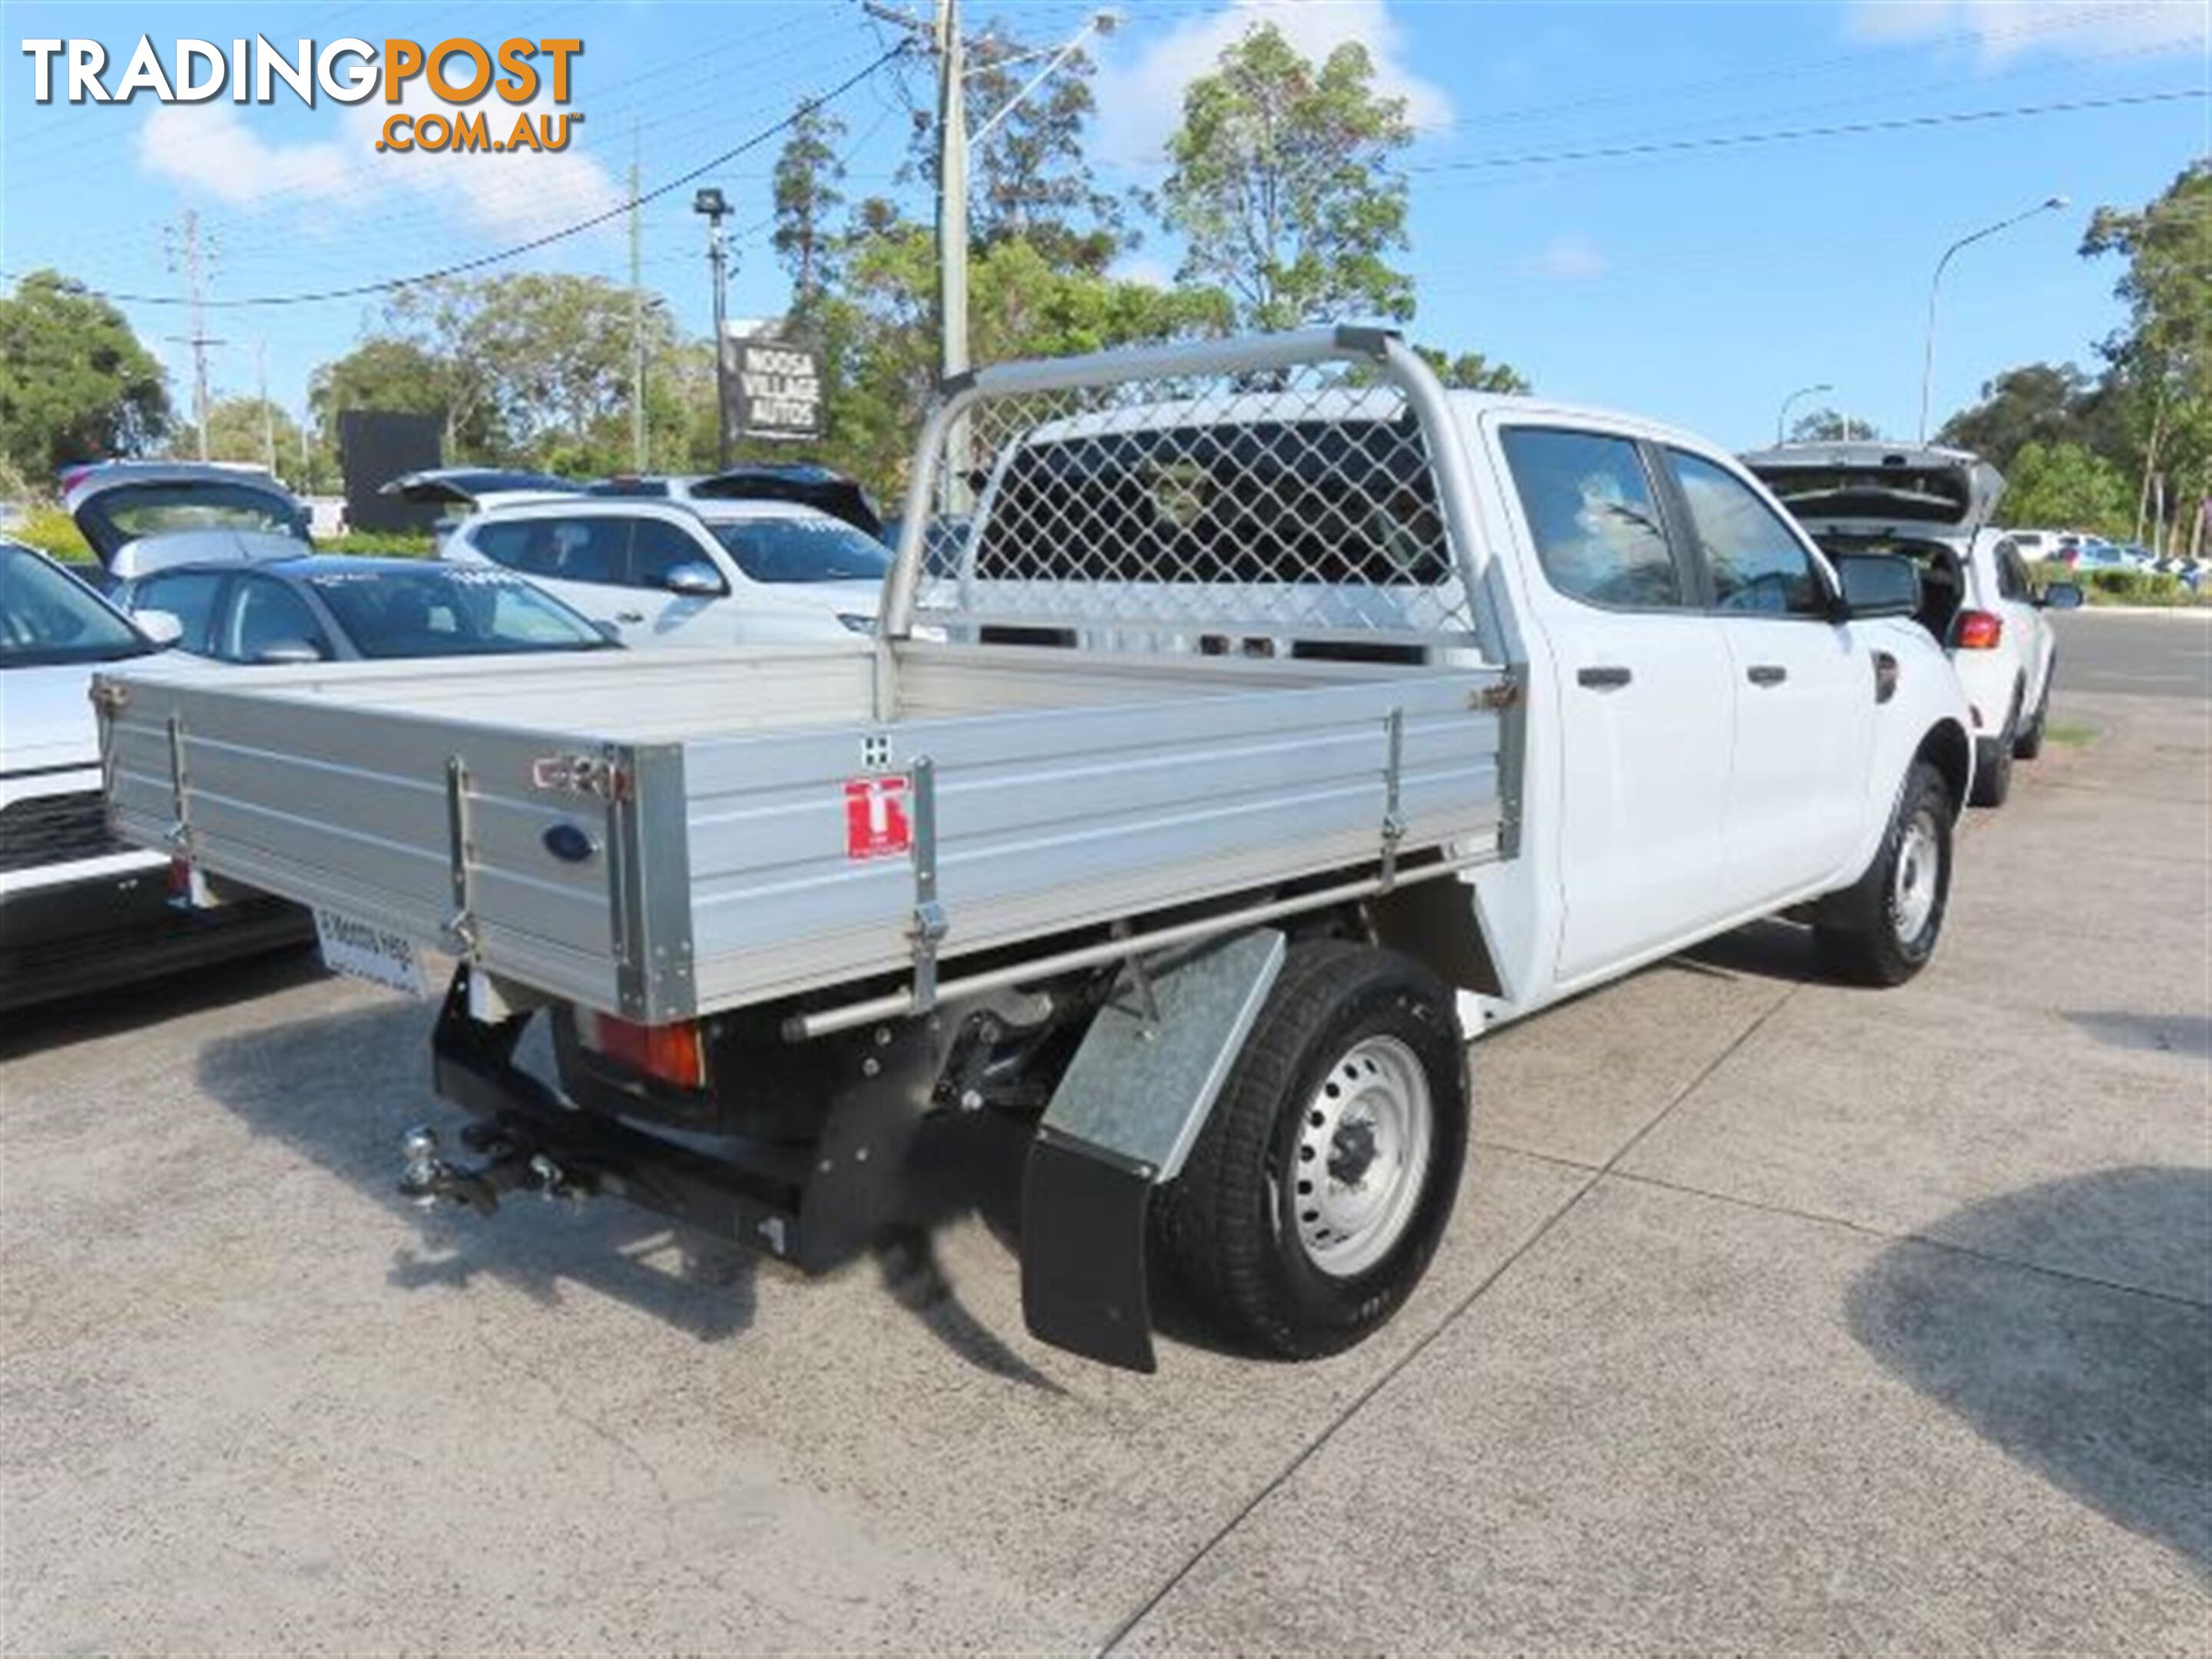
top-left (1678, 918), bottom-right (1832, 986)
top-left (0, 944), bottom-right (325, 1061)
top-left (193, 995), bottom-right (1059, 1388)
top-left (1847, 1166), bottom-right (2212, 1578)
top-left (2065, 1010), bottom-right (2212, 1061)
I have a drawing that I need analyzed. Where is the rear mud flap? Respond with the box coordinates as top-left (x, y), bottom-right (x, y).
top-left (1020, 1128), bottom-right (1157, 1372)
top-left (1017, 929), bottom-right (1286, 1371)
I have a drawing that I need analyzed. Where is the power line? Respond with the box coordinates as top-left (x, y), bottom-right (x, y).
top-left (1404, 88), bottom-right (2207, 180)
top-left (4, 43), bottom-right (913, 310)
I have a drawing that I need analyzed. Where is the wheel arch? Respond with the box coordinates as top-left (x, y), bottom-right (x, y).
top-left (1917, 717), bottom-right (1972, 820)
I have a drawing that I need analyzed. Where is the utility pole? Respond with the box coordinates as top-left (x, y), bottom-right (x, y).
top-left (628, 127), bottom-right (647, 472)
top-left (256, 340), bottom-right (276, 476)
top-left (934, 0), bottom-right (972, 503)
top-left (695, 187), bottom-right (733, 470)
top-left (166, 210), bottom-right (222, 462)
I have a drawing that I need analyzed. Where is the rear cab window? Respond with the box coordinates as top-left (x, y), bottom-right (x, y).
top-left (1496, 427), bottom-right (1684, 609)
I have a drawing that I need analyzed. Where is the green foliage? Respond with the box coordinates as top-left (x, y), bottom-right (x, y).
top-left (318, 529), bottom-right (435, 558)
top-left (964, 23), bottom-right (1128, 271)
top-left (0, 270), bottom-right (171, 477)
top-left (1936, 363), bottom-right (2121, 472)
top-left (2002, 441), bottom-right (2132, 535)
top-left (2028, 560), bottom-right (2199, 606)
top-left (2082, 161), bottom-right (2212, 525)
top-left (820, 220), bottom-right (1233, 496)
top-left (10, 501), bottom-right (90, 559)
top-left (174, 396), bottom-right (304, 477)
top-left (1158, 22), bottom-right (1414, 329)
top-left (1416, 347), bottom-right (1530, 395)
top-left (1788, 407), bottom-right (1875, 443)
top-left (773, 100), bottom-right (848, 303)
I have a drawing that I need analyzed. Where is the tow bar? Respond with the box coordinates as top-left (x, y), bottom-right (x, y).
top-left (397, 1122), bottom-right (588, 1215)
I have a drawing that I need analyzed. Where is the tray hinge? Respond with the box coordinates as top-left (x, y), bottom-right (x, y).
top-left (1379, 705), bottom-right (1406, 889)
top-left (908, 754), bottom-right (948, 1012)
top-left (444, 754), bottom-right (479, 959)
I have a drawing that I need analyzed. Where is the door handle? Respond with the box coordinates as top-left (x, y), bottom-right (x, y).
top-left (614, 610), bottom-right (645, 624)
top-left (1747, 664), bottom-right (1788, 687)
top-left (1576, 665), bottom-right (1633, 690)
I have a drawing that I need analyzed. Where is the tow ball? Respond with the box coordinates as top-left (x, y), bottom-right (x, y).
top-left (398, 1124), bottom-right (588, 1215)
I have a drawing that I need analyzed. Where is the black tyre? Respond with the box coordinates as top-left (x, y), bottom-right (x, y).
top-left (2014, 670), bottom-right (2051, 760)
top-left (1814, 760), bottom-right (1954, 987)
top-left (1155, 939), bottom-right (1467, 1359)
top-left (1969, 687), bottom-right (2020, 807)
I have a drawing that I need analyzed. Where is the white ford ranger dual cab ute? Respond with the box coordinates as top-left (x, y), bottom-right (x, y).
top-left (1740, 440), bottom-right (2082, 807)
top-left (96, 329), bottom-right (1972, 1371)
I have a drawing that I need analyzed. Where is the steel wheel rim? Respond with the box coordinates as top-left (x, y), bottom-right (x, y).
top-left (1291, 1035), bottom-right (1433, 1278)
top-left (1891, 809), bottom-right (1941, 944)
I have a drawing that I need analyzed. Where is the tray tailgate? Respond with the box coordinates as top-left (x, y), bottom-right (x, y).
top-left (101, 674), bottom-right (630, 1011)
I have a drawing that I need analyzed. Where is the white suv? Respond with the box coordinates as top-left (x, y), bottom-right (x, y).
top-left (1742, 442), bottom-right (2082, 806)
top-left (0, 541), bottom-right (304, 1010)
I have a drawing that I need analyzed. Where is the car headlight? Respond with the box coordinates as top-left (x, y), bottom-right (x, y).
top-left (837, 613), bottom-right (878, 636)
top-left (909, 621), bottom-right (950, 644)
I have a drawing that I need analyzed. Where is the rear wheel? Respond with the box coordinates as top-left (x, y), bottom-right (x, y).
top-left (1155, 939), bottom-right (1466, 1359)
top-left (2014, 668), bottom-right (2051, 760)
top-left (1814, 760), bottom-right (1953, 987)
top-left (1969, 688), bottom-right (2021, 807)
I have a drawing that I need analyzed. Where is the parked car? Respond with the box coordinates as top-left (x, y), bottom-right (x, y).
top-left (113, 557), bottom-right (618, 664)
top-left (99, 329), bottom-right (1975, 1373)
top-left (584, 465), bottom-right (882, 538)
top-left (1742, 442), bottom-right (2081, 806)
top-left (0, 540), bottom-right (306, 1012)
top-left (378, 469), bottom-right (585, 551)
top-left (61, 461), bottom-right (312, 588)
top-left (442, 493), bottom-right (904, 647)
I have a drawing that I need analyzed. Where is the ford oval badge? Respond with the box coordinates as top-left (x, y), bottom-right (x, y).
top-left (542, 823), bottom-right (597, 864)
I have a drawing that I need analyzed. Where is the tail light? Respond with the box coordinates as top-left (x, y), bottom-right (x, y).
top-left (576, 1008), bottom-right (707, 1091)
top-left (1954, 610), bottom-right (2004, 651)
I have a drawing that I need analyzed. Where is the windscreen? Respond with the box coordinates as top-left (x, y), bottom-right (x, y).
top-left (304, 566), bottom-right (609, 658)
top-left (710, 516), bottom-right (891, 584)
top-left (0, 545), bottom-right (155, 668)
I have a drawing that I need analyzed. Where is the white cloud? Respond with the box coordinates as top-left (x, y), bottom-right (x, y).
top-left (1517, 237), bottom-right (1604, 280)
top-left (134, 98), bottom-right (622, 247)
top-left (137, 104), bottom-right (354, 205)
top-left (1094, 0), bottom-right (1454, 167)
top-left (1844, 1), bottom-right (2207, 63)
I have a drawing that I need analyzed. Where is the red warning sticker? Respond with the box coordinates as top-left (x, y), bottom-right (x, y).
top-left (843, 775), bottom-right (912, 859)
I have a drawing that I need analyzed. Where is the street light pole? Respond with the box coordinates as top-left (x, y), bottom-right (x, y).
top-left (696, 187), bottom-right (732, 471)
top-left (1917, 194), bottom-right (2067, 442)
top-left (1776, 382), bottom-right (1834, 445)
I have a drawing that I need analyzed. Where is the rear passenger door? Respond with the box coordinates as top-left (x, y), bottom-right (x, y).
top-left (1989, 536), bottom-right (2052, 709)
top-left (1495, 426), bottom-right (1737, 983)
top-left (1661, 449), bottom-right (1873, 907)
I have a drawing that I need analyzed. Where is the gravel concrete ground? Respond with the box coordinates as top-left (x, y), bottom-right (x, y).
top-left (4, 613), bottom-right (2206, 1653)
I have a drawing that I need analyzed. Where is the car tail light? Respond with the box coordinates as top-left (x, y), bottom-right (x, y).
top-left (576, 1008), bottom-right (707, 1090)
top-left (1955, 610), bottom-right (2004, 651)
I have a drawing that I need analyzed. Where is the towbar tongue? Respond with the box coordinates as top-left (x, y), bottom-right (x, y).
top-left (396, 1123), bottom-right (585, 1215)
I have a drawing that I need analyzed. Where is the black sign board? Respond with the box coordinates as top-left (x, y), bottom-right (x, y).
top-left (725, 336), bottom-right (824, 441)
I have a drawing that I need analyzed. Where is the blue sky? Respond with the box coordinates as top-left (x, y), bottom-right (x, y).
top-left (2, 0), bottom-right (2204, 451)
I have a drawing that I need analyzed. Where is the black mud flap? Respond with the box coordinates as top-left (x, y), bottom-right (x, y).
top-left (1019, 1126), bottom-right (1157, 1373)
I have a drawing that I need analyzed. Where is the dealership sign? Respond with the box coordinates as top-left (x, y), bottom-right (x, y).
top-left (727, 338), bottom-right (823, 442)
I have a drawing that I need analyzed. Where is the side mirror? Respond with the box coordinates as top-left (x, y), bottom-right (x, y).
top-left (1829, 551), bottom-right (1922, 620)
top-left (2040, 581), bottom-right (2085, 611)
top-left (133, 609), bottom-right (184, 647)
top-left (664, 561), bottom-right (725, 597)
top-left (251, 639), bottom-right (328, 666)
